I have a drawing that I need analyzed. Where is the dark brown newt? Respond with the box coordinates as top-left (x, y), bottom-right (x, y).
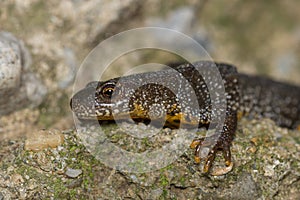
top-left (70, 61), bottom-right (300, 175)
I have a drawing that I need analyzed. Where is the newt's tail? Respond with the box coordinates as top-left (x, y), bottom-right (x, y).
top-left (238, 74), bottom-right (300, 129)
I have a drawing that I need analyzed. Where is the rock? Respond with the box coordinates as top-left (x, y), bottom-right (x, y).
top-left (0, 189), bottom-right (12, 200)
top-left (48, 0), bottom-right (144, 46)
top-left (146, 6), bottom-right (213, 53)
top-left (0, 33), bottom-right (22, 91)
top-left (24, 129), bottom-right (64, 151)
top-left (65, 168), bottom-right (82, 178)
top-left (146, 6), bottom-right (195, 33)
top-left (0, 31), bottom-right (46, 116)
top-left (229, 173), bottom-right (261, 200)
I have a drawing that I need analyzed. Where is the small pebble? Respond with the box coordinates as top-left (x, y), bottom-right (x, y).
top-left (25, 129), bottom-right (64, 151)
top-left (65, 168), bottom-right (82, 178)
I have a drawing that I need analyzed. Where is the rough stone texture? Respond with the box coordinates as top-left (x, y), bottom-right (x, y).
top-left (0, 32), bottom-right (22, 92)
top-left (0, 31), bottom-right (46, 116)
top-left (24, 129), bottom-right (64, 151)
top-left (0, 119), bottom-right (299, 199)
top-left (65, 168), bottom-right (83, 178)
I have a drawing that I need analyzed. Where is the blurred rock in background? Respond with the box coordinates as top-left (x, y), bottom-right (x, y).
top-left (0, 31), bottom-right (46, 116)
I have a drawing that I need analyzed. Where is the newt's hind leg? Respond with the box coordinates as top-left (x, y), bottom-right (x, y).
top-left (190, 112), bottom-right (237, 175)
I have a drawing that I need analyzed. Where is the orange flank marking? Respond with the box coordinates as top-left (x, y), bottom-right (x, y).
top-left (97, 115), bottom-right (114, 121)
top-left (131, 103), bottom-right (147, 118)
top-left (166, 113), bottom-right (200, 127)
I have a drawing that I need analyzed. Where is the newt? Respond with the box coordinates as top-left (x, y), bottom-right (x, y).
top-left (70, 61), bottom-right (300, 175)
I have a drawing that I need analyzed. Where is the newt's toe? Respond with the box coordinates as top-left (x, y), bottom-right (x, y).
top-left (210, 161), bottom-right (234, 176)
top-left (190, 138), bottom-right (203, 149)
top-left (190, 137), bottom-right (234, 175)
top-left (194, 156), bottom-right (201, 163)
top-left (225, 160), bottom-right (231, 166)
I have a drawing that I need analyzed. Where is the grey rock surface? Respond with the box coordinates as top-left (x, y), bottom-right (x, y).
top-left (65, 168), bottom-right (82, 178)
top-left (0, 31), bottom-right (46, 116)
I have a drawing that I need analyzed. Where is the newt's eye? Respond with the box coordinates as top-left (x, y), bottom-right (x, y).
top-left (102, 86), bottom-right (115, 98)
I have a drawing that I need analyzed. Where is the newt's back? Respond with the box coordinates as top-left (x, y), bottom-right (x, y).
top-left (71, 61), bottom-right (240, 127)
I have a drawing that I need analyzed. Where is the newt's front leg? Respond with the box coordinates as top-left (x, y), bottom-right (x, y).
top-left (190, 111), bottom-right (237, 176)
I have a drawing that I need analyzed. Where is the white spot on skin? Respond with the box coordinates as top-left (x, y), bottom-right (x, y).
top-left (113, 109), bottom-right (119, 114)
top-left (95, 110), bottom-right (102, 116)
top-left (105, 110), bottom-right (110, 116)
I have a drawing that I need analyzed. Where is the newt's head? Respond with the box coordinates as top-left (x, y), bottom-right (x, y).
top-left (70, 78), bottom-right (129, 121)
top-left (70, 72), bottom-right (181, 124)
top-left (71, 74), bottom-right (160, 122)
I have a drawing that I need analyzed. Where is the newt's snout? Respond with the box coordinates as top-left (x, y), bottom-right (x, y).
top-left (70, 85), bottom-right (98, 120)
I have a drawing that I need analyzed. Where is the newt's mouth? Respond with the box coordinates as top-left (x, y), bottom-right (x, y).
top-left (70, 85), bottom-right (98, 120)
top-left (70, 92), bottom-right (127, 121)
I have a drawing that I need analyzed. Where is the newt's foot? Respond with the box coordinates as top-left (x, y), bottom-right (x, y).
top-left (190, 137), bottom-right (233, 176)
